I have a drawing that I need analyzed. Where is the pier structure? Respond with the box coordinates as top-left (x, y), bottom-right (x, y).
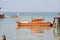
top-left (53, 12), bottom-right (60, 40)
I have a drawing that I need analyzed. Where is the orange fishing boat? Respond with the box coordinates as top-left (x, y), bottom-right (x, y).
top-left (16, 17), bottom-right (52, 32)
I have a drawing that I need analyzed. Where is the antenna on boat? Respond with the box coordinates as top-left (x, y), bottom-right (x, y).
top-left (14, 12), bottom-right (20, 21)
top-left (17, 12), bottom-right (20, 17)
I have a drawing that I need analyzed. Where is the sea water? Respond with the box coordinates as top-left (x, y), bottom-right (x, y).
top-left (0, 12), bottom-right (56, 40)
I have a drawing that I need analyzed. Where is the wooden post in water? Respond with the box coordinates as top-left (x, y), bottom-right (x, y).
top-left (2, 34), bottom-right (6, 40)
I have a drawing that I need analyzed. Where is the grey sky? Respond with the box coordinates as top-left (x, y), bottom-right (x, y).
top-left (0, 0), bottom-right (60, 12)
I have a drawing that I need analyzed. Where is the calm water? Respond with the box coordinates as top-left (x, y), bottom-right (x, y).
top-left (0, 18), bottom-right (55, 40)
top-left (0, 12), bottom-right (57, 40)
top-left (4, 12), bottom-right (57, 22)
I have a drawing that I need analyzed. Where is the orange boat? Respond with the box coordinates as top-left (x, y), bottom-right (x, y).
top-left (16, 18), bottom-right (52, 32)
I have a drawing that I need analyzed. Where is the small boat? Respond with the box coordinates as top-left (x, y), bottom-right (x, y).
top-left (0, 12), bottom-right (5, 19)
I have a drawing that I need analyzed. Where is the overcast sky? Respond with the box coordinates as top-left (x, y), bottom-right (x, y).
top-left (0, 0), bottom-right (60, 12)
